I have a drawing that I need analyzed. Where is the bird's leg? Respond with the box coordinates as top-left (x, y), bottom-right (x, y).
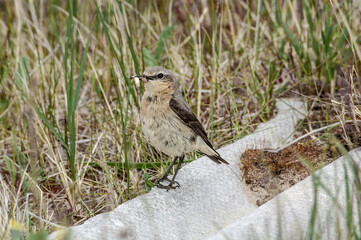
top-left (156, 155), bottom-right (185, 191)
top-left (156, 156), bottom-right (178, 184)
top-left (167, 155), bottom-right (184, 190)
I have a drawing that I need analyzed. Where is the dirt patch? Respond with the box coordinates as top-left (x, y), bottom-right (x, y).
top-left (240, 71), bottom-right (361, 206)
top-left (239, 139), bottom-right (336, 206)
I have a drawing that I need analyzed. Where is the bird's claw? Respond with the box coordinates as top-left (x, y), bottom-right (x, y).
top-left (156, 178), bottom-right (180, 191)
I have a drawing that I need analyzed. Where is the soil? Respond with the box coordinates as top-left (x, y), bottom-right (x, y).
top-left (239, 139), bottom-right (335, 206)
top-left (240, 89), bottom-right (361, 206)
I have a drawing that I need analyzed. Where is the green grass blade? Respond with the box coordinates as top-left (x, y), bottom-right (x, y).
top-left (94, 0), bottom-right (138, 107)
top-left (308, 175), bottom-right (319, 239)
top-left (254, 0), bottom-right (262, 67)
top-left (66, 0), bottom-right (76, 180)
top-left (90, 159), bottom-right (194, 170)
top-left (154, 25), bottom-right (173, 60)
top-left (35, 106), bottom-right (70, 154)
top-left (143, 47), bottom-right (158, 66)
top-left (73, 31), bottom-right (92, 112)
top-left (275, 5), bottom-right (301, 56)
top-left (14, 57), bottom-right (30, 91)
top-left (126, 32), bottom-right (140, 75)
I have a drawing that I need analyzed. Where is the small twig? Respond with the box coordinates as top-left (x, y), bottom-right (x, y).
top-left (23, 210), bottom-right (65, 229)
top-left (265, 120), bottom-right (361, 153)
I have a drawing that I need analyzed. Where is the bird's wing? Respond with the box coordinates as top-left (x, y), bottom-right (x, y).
top-left (169, 94), bottom-right (213, 149)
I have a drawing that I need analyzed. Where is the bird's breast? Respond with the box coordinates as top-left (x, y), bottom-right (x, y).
top-left (140, 97), bottom-right (196, 156)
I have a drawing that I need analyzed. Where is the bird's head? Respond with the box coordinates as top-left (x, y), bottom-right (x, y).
top-left (131, 66), bottom-right (178, 93)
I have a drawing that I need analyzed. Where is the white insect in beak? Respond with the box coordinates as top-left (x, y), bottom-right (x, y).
top-left (133, 76), bottom-right (140, 88)
top-left (131, 74), bottom-right (146, 87)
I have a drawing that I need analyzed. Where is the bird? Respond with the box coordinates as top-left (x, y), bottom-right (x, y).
top-left (131, 66), bottom-right (229, 190)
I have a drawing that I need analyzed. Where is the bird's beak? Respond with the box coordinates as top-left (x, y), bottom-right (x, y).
top-left (130, 74), bottom-right (148, 83)
top-left (131, 74), bottom-right (144, 79)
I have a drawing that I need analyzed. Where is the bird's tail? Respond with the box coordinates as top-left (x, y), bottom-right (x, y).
top-left (206, 153), bottom-right (229, 165)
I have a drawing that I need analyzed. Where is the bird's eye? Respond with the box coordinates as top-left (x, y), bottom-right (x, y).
top-left (158, 73), bottom-right (164, 79)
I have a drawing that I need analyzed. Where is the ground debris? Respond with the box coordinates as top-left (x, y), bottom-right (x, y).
top-left (239, 139), bottom-right (335, 206)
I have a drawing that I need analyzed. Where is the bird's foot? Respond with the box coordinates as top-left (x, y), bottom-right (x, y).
top-left (156, 177), bottom-right (180, 191)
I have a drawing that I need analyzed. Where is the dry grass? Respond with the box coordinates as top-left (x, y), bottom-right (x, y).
top-left (0, 0), bottom-right (360, 238)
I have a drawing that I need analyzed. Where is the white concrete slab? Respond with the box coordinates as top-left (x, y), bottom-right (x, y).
top-left (207, 148), bottom-right (361, 240)
top-left (49, 99), bottom-right (306, 240)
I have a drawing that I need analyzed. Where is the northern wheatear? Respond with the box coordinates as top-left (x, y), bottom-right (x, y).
top-left (132, 66), bottom-right (229, 190)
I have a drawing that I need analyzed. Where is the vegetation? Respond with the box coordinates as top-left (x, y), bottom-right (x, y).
top-left (0, 0), bottom-right (360, 239)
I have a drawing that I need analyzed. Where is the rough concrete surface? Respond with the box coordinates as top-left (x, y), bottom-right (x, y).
top-left (207, 148), bottom-right (361, 240)
top-left (49, 99), bottom-right (306, 240)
